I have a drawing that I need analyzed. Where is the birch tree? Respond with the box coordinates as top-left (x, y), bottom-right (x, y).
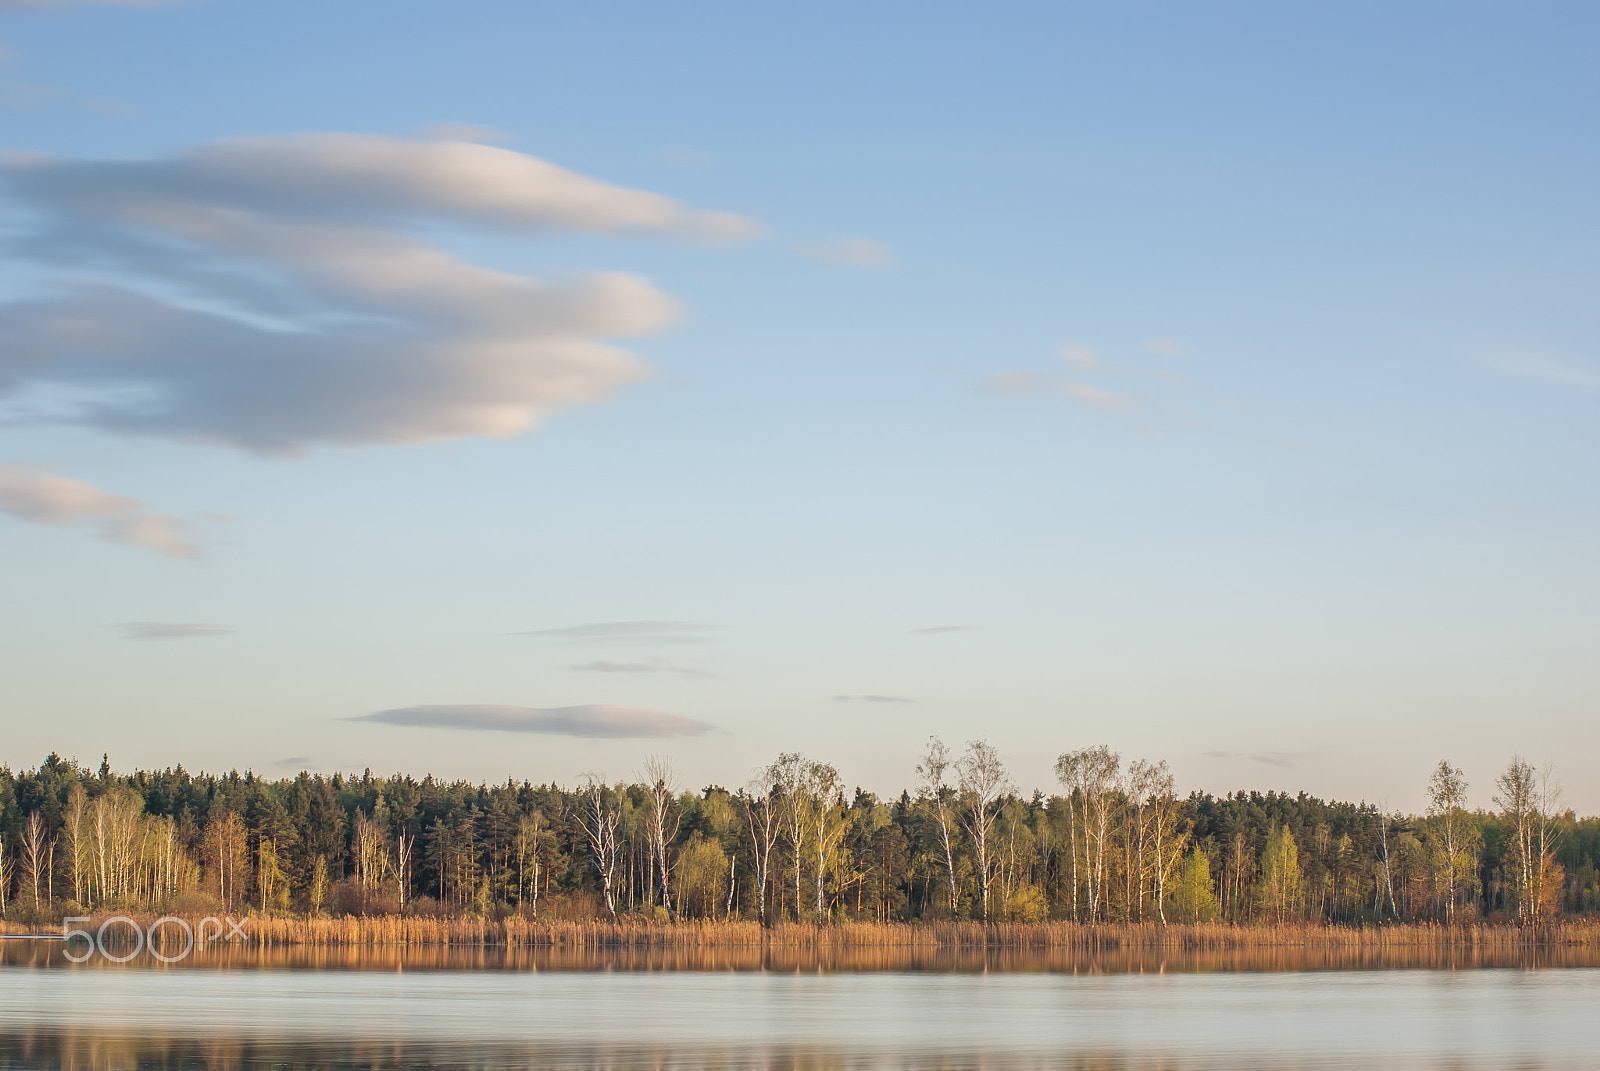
top-left (917, 737), bottom-right (961, 916)
top-left (742, 767), bottom-right (782, 923)
top-left (577, 775), bottom-right (621, 918)
top-left (1052, 750), bottom-right (1084, 920)
top-left (771, 752), bottom-right (810, 920)
top-left (956, 740), bottom-right (1011, 921)
top-left (396, 827), bottom-right (415, 909)
top-left (1493, 757), bottom-right (1536, 921)
top-left (640, 756), bottom-right (682, 920)
top-left (806, 759), bottom-right (849, 919)
top-left (353, 811), bottom-right (388, 892)
top-left (19, 811), bottom-right (50, 908)
top-left (1125, 760), bottom-right (1157, 920)
top-left (62, 783), bottom-right (87, 905)
top-left (1056, 746), bottom-right (1120, 922)
top-left (514, 813), bottom-right (546, 916)
top-left (1142, 761), bottom-right (1186, 924)
top-left (1531, 763), bottom-right (1565, 924)
top-left (1426, 760), bottom-right (1469, 922)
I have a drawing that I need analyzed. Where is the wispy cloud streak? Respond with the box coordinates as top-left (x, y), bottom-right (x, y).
top-left (0, 465), bottom-right (201, 558)
top-left (356, 703), bottom-right (713, 738)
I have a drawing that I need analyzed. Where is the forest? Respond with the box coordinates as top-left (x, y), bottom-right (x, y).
top-left (0, 741), bottom-right (1594, 929)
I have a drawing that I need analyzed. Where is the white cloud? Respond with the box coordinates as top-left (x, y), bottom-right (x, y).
top-left (1059, 344), bottom-right (1101, 369)
top-left (1061, 381), bottom-right (1136, 411)
top-left (832, 694), bottom-right (913, 704)
top-left (985, 370), bottom-right (1055, 396)
top-left (0, 465), bottom-right (201, 557)
top-left (357, 703), bottom-right (712, 738)
top-left (569, 660), bottom-right (714, 678)
top-left (1205, 749), bottom-right (1300, 769)
top-left (795, 237), bottom-right (892, 268)
top-left (985, 372), bottom-right (1136, 411)
top-left (1145, 339), bottom-right (1186, 357)
top-left (119, 621), bottom-right (231, 640)
top-left (522, 620), bottom-right (715, 644)
top-left (100, 513), bottom-right (201, 557)
top-left (0, 134), bottom-right (758, 452)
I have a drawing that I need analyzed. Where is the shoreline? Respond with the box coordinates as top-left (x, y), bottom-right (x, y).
top-left (7, 914), bottom-right (1598, 949)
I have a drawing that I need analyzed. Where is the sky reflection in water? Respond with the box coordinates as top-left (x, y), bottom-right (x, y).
top-left (2, 950), bottom-right (1598, 1069)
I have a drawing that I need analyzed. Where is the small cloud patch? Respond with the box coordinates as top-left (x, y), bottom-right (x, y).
top-left (521, 621), bottom-right (716, 644)
top-left (0, 465), bottom-right (202, 559)
top-left (569, 660), bottom-right (714, 678)
top-left (356, 703), bottom-right (713, 739)
top-left (1205, 750), bottom-right (1298, 769)
top-left (119, 622), bottom-right (231, 641)
top-left (794, 237), bottom-right (892, 268)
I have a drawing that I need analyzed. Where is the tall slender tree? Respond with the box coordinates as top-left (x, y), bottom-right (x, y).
top-left (917, 737), bottom-right (961, 916)
top-left (1426, 760), bottom-right (1469, 922)
top-left (956, 740), bottom-right (1011, 921)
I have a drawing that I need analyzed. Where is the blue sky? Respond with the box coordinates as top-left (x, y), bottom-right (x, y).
top-left (1, 1), bottom-right (1596, 811)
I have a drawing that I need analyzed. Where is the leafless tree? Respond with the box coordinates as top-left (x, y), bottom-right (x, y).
top-left (742, 766), bottom-right (782, 923)
top-left (91, 788), bottom-right (144, 902)
top-left (1125, 760), bottom-right (1158, 920)
top-left (956, 739), bottom-right (1012, 921)
top-left (1057, 745), bottom-right (1120, 922)
top-left (1141, 761), bottom-right (1185, 924)
top-left (576, 775), bottom-right (621, 919)
top-left (514, 813), bottom-right (543, 916)
top-left (19, 811), bottom-right (51, 908)
top-left (396, 827), bottom-right (415, 909)
top-left (1374, 807), bottom-right (1398, 920)
top-left (353, 811), bottom-right (388, 892)
top-left (1494, 757), bottom-right (1536, 921)
top-left (1533, 763), bottom-right (1565, 923)
top-left (917, 737), bottom-right (960, 915)
top-left (770, 752), bottom-right (809, 920)
top-left (1053, 750), bottom-right (1084, 920)
top-left (62, 783), bottom-right (87, 905)
top-left (640, 755), bottom-right (683, 920)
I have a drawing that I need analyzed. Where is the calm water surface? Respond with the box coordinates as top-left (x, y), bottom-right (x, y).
top-left (1, 952), bottom-right (1595, 1069)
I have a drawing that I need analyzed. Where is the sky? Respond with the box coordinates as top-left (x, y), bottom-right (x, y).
top-left (0, 1), bottom-right (1596, 813)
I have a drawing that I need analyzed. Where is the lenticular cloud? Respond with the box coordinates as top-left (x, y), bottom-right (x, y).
top-left (0, 134), bottom-right (755, 452)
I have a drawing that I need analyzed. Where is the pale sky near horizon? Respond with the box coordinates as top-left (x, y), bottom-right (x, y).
top-left (1, 2), bottom-right (1596, 813)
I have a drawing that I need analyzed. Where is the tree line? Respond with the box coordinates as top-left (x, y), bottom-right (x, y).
top-left (0, 745), bottom-right (1594, 926)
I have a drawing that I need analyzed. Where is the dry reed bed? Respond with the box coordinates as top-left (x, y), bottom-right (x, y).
top-left (10, 914), bottom-right (1599, 950)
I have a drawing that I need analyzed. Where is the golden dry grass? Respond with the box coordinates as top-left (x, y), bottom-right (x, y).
top-left (9, 912), bottom-right (1599, 950)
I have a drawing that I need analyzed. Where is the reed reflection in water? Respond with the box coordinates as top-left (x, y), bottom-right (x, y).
top-left (1, 956), bottom-right (1598, 1069)
top-left (3, 937), bottom-right (1599, 973)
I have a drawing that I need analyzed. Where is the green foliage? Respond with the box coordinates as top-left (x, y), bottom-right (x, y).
top-left (0, 753), bottom-right (1596, 927)
top-left (1171, 850), bottom-right (1219, 923)
top-left (1002, 884), bottom-right (1050, 922)
top-left (1257, 824), bottom-right (1303, 922)
top-left (675, 837), bottom-right (729, 918)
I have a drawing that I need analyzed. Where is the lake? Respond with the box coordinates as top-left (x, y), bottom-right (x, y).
top-left (1, 944), bottom-right (1595, 1069)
